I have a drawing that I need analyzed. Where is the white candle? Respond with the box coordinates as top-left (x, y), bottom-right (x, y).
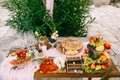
top-left (46, 0), bottom-right (54, 16)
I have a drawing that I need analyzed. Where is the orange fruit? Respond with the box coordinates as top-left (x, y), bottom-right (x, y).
top-left (104, 42), bottom-right (111, 50)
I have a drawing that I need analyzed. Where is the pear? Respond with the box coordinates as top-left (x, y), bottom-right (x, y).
top-left (103, 52), bottom-right (110, 59)
top-left (95, 65), bottom-right (102, 70)
top-left (96, 45), bottom-right (104, 52)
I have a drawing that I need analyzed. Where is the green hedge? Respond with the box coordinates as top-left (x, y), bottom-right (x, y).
top-left (54, 0), bottom-right (94, 37)
top-left (3, 0), bottom-right (94, 37)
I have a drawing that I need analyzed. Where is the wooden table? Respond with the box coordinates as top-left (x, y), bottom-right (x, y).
top-left (9, 50), bottom-right (120, 80)
top-left (34, 60), bottom-right (120, 80)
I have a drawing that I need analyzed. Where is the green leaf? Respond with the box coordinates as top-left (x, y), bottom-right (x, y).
top-left (2, 0), bottom-right (94, 37)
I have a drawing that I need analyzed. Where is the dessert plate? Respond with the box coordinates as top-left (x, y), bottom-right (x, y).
top-left (56, 38), bottom-right (83, 56)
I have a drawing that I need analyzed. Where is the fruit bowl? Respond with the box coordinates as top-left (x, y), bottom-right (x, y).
top-left (83, 34), bottom-right (112, 74)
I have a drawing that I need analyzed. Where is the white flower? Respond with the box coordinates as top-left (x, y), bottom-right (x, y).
top-left (51, 31), bottom-right (59, 40)
top-left (55, 31), bottom-right (58, 33)
top-left (51, 35), bottom-right (57, 40)
top-left (35, 31), bottom-right (39, 37)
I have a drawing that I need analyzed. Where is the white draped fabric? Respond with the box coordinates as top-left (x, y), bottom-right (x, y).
top-left (0, 41), bottom-right (97, 80)
top-left (46, 0), bottom-right (54, 16)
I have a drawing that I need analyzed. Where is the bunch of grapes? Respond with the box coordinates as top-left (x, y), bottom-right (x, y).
top-left (83, 54), bottom-right (100, 73)
top-left (89, 40), bottom-right (105, 48)
top-left (83, 55), bottom-right (94, 73)
top-left (87, 44), bottom-right (99, 60)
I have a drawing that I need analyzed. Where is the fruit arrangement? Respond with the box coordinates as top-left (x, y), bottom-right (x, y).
top-left (10, 49), bottom-right (34, 66)
top-left (38, 58), bottom-right (58, 73)
top-left (83, 34), bottom-right (112, 74)
top-left (38, 57), bottom-right (65, 73)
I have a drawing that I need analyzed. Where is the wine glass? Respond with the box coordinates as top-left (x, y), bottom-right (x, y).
top-left (48, 37), bottom-right (56, 48)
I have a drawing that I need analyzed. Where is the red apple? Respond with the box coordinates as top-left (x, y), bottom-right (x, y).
top-left (89, 36), bottom-right (96, 42)
top-left (104, 42), bottom-right (111, 50)
top-left (108, 59), bottom-right (112, 65)
top-left (84, 48), bottom-right (88, 54)
top-left (102, 64), bottom-right (108, 70)
top-left (90, 64), bottom-right (96, 69)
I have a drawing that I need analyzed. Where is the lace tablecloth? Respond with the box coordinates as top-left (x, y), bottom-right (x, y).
top-left (0, 42), bottom-right (87, 80)
top-left (0, 56), bottom-right (39, 80)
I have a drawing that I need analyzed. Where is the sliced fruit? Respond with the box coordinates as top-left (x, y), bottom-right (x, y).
top-left (104, 42), bottom-right (111, 50)
top-left (39, 63), bottom-right (58, 73)
top-left (42, 58), bottom-right (54, 63)
top-left (89, 36), bottom-right (96, 42)
top-left (90, 64), bottom-right (96, 69)
top-left (96, 45), bottom-right (104, 52)
top-left (16, 49), bottom-right (28, 59)
top-left (39, 64), bottom-right (49, 73)
top-left (48, 63), bottom-right (59, 72)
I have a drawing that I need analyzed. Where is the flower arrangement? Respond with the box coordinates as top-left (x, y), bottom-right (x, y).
top-left (34, 30), bottom-right (59, 49)
top-left (35, 31), bottom-right (58, 42)
top-left (35, 31), bottom-right (47, 42)
top-left (83, 34), bottom-right (112, 74)
top-left (48, 31), bottom-right (59, 43)
top-left (51, 31), bottom-right (59, 40)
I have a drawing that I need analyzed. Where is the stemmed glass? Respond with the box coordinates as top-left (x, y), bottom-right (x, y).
top-left (48, 37), bottom-right (56, 48)
top-left (49, 31), bottom-right (58, 48)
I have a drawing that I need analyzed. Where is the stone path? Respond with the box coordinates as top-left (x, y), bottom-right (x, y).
top-left (89, 5), bottom-right (120, 80)
top-left (89, 5), bottom-right (120, 67)
top-left (0, 2), bottom-right (120, 80)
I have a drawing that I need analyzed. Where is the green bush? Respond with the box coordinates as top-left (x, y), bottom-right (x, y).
top-left (54, 0), bottom-right (94, 37)
top-left (2, 0), bottom-right (53, 36)
top-left (3, 0), bottom-right (94, 37)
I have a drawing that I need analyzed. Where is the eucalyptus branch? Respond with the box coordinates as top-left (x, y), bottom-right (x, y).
top-left (100, 66), bottom-right (112, 80)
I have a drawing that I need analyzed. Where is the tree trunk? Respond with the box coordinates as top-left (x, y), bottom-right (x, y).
top-left (46, 0), bottom-right (54, 16)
